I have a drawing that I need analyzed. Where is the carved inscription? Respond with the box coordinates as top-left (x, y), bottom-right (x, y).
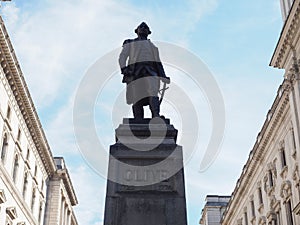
top-left (124, 169), bottom-right (169, 182)
top-left (117, 169), bottom-right (175, 192)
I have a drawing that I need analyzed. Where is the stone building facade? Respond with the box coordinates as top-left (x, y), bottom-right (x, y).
top-left (0, 14), bottom-right (79, 225)
top-left (280, 0), bottom-right (295, 21)
top-left (200, 196), bottom-right (230, 225)
top-left (200, 0), bottom-right (300, 224)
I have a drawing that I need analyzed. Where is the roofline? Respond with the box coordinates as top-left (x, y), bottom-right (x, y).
top-left (54, 157), bottom-right (78, 206)
top-left (221, 78), bottom-right (291, 223)
top-left (0, 16), bottom-right (56, 174)
top-left (205, 195), bottom-right (231, 198)
top-left (270, 0), bottom-right (300, 68)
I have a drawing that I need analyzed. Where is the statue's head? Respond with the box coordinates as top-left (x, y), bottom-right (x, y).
top-left (135, 22), bottom-right (151, 37)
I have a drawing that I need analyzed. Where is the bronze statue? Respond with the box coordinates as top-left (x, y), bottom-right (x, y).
top-left (119, 22), bottom-right (170, 119)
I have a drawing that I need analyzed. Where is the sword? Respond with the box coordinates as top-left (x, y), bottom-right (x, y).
top-left (159, 81), bottom-right (169, 105)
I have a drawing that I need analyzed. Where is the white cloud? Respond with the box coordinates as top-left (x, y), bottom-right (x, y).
top-left (2, 0), bottom-right (217, 108)
top-left (69, 165), bottom-right (106, 225)
top-left (1, 1), bottom-right (219, 224)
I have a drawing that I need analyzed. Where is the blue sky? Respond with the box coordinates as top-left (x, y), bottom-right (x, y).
top-left (1, 0), bottom-right (285, 224)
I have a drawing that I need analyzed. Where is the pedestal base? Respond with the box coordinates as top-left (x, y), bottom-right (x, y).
top-left (103, 118), bottom-right (188, 225)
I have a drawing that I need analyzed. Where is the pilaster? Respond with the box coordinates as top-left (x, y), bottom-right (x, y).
top-left (43, 177), bottom-right (62, 225)
top-left (287, 56), bottom-right (300, 155)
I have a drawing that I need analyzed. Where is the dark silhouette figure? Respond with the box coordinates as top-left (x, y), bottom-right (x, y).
top-left (119, 22), bottom-right (170, 119)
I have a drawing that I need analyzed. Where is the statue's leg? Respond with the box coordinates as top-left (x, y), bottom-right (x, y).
top-left (148, 76), bottom-right (160, 118)
top-left (149, 96), bottom-right (160, 118)
top-left (132, 100), bottom-right (144, 119)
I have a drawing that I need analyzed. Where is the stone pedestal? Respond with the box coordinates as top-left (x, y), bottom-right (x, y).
top-left (103, 118), bottom-right (188, 225)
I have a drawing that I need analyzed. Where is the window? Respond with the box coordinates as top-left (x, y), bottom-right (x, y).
top-left (41, 180), bottom-right (44, 193)
top-left (291, 128), bottom-right (296, 150)
top-left (1, 133), bottom-right (8, 161)
top-left (258, 187), bottom-right (263, 204)
top-left (6, 105), bottom-right (11, 120)
top-left (250, 200), bottom-right (255, 217)
top-left (12, 155), bottom-right (19, 183)
top-left (31, 188), bottom-right (36, 212)
top-left (280, 149), bottom-right (287, 168)
top-left (34, 164), bottom-right (37, 177)
top-left (26, 149), bottom-right (30, 161)
top-left (17, 129), bottom-right (21, 142)
top-left (38, 201), bottom-right (43, 224)
top-left (269, 170), bottom-right (274, 187)
top-left (276, 210), bottom-right (282, 225)
top-left (286, 200), bottom-right (294, 225)
top-left (22, 172), bottom-right (28, 198)
top-left (244, 211), bottom-right (249, 225)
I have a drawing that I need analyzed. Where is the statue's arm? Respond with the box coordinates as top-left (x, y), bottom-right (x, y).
top-left (153, 46), bottom-right (170, 83)
top-left (119, 39), bottom-right (131, 74)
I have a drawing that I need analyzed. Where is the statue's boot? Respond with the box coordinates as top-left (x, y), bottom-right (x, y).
top-left (149, 96), bottom-right (160, 118)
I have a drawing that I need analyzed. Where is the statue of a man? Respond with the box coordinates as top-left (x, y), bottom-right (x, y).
top-left (119, 22), bottom-right (170, 119)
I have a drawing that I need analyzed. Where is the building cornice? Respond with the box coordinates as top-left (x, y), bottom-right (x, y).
top-left (222, 78), bottom-right (291, 224)
top-left (53, 157), bottom-right (78, 206)
top-left (56, 168), bottom-right (78, 206)
top-left (270, 0), bottom-right (300, 68)
top-left (0, 16), bottom-right (56, 175)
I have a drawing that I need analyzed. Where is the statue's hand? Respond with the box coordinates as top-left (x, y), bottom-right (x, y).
top-left (121, 67), bottom-right (130, 75)
top-left (161, 76), bottom-right (170, 84)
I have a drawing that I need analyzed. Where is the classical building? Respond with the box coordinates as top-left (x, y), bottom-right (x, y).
top-left (200, 0), bottom-right (300, 224)
top-left (280, 0), bottom-right (295, 21)
top-left (199, 196), bottom-right (230, 225)
top-left (0, 14), bottom-right (79, 225)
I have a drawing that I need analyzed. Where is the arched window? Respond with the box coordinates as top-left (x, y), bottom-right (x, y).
top-left (38, 201), bottom-right (43, 224)
top-left (22, 172), bottom-right (28, 198)
top-left (12, 155), bottom-right (19, 182)
top-left (31, 187), bottom-right (36, 212)
top-left (286, 200), bottom-right (294, 225)
top-left (1, 133), bottom-right (8, 161)
top-left (26, 148), bottom-right (30, 161)
top-left (6, 105), bottom-right (11, 120)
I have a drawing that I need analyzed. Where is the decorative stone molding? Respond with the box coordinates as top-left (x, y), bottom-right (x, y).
top-left (280, 165), bottom-right (288, 179)
top-left (292, 163), bottom-right (299, 182)
top-left (250, 216), bottom-right (256, 225)
top-left (290, 127), bottom-right (297, 158)
top-left (257, 181), bottom-right (262, 188)
top-left (258, 216), bottom-right (266, 225)
top-left (270, 0), bottom-right (300, 68)
top-left (279, 140), bottom-right (285, 149)
top-left (249, 194), bottom-right (254, 201)
top-left (17, 222), bottom-right (26, 225)
top-left (269, 195), bottom-right (279, 210)
top-left (0, 189), bottom-right (6, 203)
top-left (54, 157), bottom-right (78, 206)
top-left (258, 203), bottom-right (264, 214)
top-left (268, 162), bottom-right (277, 179)
top-left (293, 201), bottom-right (300, 215)
top-left (266, 211), bottom-right (276, 222)
top-left (222, 80), bottom-right (290, 223)
top-left (280, 180), bottom-right (292, 201)
top-left (237, 218), bottom-right (243, 225)
top-left (0, 17), bottom-right (56, 175)
top-left (6, 207), bottom-right (17, 220)
top-left (263, 168), bottom-right (276, 196)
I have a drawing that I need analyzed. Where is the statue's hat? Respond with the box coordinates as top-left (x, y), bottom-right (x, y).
top-left (135, 22), bottom-right (151, 34)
